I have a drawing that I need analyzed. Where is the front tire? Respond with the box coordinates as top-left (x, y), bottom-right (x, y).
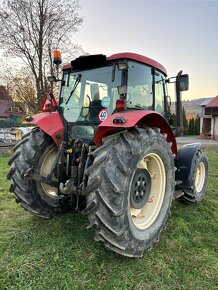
top-left (83, 127), bottom-right (175, 257)
top-left (7, 129), bottom-right (67, 218)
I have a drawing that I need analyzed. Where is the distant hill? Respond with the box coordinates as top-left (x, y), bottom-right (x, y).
top-left (171, 98), bottom-right (206, 116)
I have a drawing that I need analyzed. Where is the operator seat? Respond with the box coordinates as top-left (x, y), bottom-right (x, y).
top-left (89, 83), bottom-right (103, 121)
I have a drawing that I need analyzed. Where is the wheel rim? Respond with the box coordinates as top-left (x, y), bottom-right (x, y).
top-left (195, 162), bottom-right (205, 193)
top-left (39, 146), bottom-right (58, 197)
top-left (130, 153), bottom-right (166, 230)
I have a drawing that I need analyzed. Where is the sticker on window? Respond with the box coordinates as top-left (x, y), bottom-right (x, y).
top-left (98, 109), bottom-right (108, 122)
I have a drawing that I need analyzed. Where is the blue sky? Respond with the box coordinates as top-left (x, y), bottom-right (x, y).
top-left (73, 0), bottom-right (218, 101)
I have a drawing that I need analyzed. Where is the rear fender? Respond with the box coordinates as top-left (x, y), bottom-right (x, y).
top-left (25, 112), bottom-right (64, 146)
top-left (94, 110), bottom-right (177, 156)
top-left (176, 143), bottom-right (201, 190)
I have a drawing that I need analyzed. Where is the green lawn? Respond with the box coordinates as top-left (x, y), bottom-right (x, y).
top-left (0, 147), bottom-right (218, 290)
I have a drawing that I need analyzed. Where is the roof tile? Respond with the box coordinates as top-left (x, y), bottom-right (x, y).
top-left (206, 95), bottom-right (218, 108)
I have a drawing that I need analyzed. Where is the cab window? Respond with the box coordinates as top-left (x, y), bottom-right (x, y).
top-left (155, 73), bottom-right (166, 115)
top-left (127, 62), bottom-right (153, 110)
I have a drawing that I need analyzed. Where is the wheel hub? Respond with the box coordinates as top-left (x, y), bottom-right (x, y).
top-left (130, 169), bottom-right (151, 209)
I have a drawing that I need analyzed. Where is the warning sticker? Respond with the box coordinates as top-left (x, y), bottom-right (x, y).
top-left (98, 109), bottom-right (108, 122)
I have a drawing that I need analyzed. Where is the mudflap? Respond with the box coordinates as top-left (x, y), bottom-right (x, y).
top-left (175, 143), bottom-right (201, 193)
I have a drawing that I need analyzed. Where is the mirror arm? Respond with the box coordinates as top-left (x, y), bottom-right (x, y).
top-left (175, 72), bottom-right (183, 136)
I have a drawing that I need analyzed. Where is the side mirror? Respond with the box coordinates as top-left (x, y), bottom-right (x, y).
top-left (178, 74), bottom-right (189, 91)
top-left (47, 75), bottom-right (62, 83)
top-left (47, 75), bottom-right (57, 83)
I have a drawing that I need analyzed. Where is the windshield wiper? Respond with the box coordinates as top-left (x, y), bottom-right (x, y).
top-left (65, 74), bottom-right (81, 105)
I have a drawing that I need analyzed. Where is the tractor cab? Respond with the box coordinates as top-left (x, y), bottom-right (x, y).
top-left (59, 54), bottom-right (169, 125)
top-left (56, 53), bottom-right (189, 140)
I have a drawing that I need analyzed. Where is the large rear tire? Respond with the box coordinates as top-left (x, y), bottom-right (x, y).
top-left (83, 127), bottom-right (175, 257)
top-left (7, 129), bottom-right (67, 218)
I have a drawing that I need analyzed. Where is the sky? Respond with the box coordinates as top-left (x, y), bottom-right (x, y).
top-left (73, 0), bottom-right (218, 101)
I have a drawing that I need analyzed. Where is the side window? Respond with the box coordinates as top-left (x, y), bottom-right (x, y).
top-left (127, 62), bottom-right (153, 109)
top-left (60, 73), bottom-right (81, 106)
top-left (155, 73), bottom-right (165, 115)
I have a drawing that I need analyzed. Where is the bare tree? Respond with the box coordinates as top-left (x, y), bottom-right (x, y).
top-left (10, 74), bottom-right (38, 114)
top-left (0, 61), bottom-right (38, 113)
top-left (0, 0), bottom-right (83, 110)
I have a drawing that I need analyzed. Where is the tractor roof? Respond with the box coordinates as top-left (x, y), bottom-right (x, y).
top-left (63, 52), bottom-right (167, 75)
top-left (107, 52), bottom-right (167, 75)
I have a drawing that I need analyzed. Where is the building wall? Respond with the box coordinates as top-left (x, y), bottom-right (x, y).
top-left (200, 116), bottom-right (211, 138)
top-left (214, 117), bottom-right (218, 140)
top-left (200, 116), bottom-right (203, 137)
top-left (211, 117), bottom-right (214, 137)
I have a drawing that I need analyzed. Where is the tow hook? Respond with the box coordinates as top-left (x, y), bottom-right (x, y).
top-left (59, 179), bottom-right (77, 195)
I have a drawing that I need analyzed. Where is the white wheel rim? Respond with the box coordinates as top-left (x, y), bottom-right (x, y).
top-left (130, 153), bottom-right (166, 230)
top-left (195, 162), bottom-right (205, 193)
top-left (40, 147), bottom-right (58, 197)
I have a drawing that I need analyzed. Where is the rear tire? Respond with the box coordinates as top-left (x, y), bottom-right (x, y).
top-left (83, 127), bottom-right (175, 257)
top-left (179, 150), bottom-right (208, 204)
top-left (7, 129), bottom-right (67, 218)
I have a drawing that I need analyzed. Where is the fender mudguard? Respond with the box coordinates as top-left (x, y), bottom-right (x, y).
top-left (94, 110), bottom-right (177, 156)
top-left (175, 143), bottom-right (201, 190)
top-left (25, 112), bottom-right (64, 146)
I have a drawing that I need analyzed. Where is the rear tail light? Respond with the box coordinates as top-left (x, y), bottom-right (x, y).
top-left (116, 99), bottom-right (127, 111)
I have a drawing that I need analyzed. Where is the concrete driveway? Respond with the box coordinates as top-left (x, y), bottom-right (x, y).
top-left (176, 135), bottom-right (218, 146)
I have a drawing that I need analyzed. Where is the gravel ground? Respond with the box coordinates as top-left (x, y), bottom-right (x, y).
top-left (176, 135), bottom-right (218, 146)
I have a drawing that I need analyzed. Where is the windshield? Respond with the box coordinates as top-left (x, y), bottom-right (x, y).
top-left (60, 65), bottom-right (121, 123)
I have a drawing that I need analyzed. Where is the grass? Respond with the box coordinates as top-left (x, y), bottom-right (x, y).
top-left (0, 147), bottom-right (218, 290)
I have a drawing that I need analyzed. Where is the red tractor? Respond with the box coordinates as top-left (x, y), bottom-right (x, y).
top-left (8, 52), bottom-right (208, 257)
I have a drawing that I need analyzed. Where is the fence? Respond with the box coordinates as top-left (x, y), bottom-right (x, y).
top-left (0, 127), bottom-right (33, 143)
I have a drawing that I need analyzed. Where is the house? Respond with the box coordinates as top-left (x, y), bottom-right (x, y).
top-left (0, 99), bottom-right (13, 118)
top-left (0, 85), bottom-right (12, 119)
top-left (200, 95), bottom-right (218, 140)
top-left (0, 85), bottom-right (24, 119)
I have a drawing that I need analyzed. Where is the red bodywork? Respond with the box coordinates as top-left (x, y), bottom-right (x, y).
top-left (27, 110), bottom-right (177, 157)
top-left (94, 110), bottom-right (177, 157)
top-left (26, 112), bottom-right (64, 146)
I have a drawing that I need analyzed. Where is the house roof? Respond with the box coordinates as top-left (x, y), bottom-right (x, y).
top-left (200, 98), bottom-right (213, 106)
top-left (206, 95), bottom-right (218, 108)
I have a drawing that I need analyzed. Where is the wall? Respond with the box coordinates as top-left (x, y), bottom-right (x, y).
top-left (213, 117), bottom-right (218, 140)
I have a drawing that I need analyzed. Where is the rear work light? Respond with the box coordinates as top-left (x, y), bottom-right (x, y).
top-left (116, 99), bottom-right (127, 111)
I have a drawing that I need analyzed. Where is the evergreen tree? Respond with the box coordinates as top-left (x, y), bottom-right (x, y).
top-left (188, 118), bottom-right (195, 135)
top-left (182, 107), bottom-right (188, 135)
top-left (191, 118), bottom-right (195, 135)
top-left (194, 115), bottom-right (200, 135)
